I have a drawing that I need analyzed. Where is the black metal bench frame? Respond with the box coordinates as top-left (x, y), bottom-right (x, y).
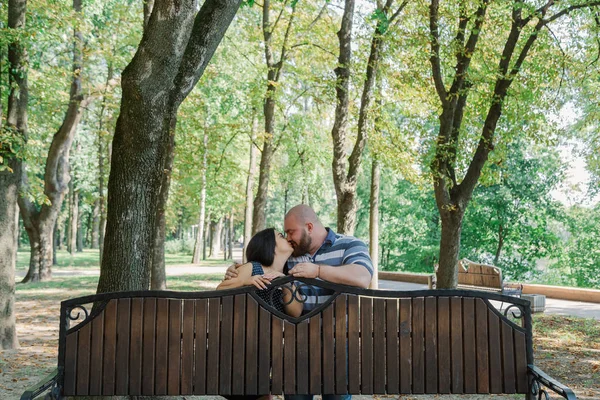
top-left (22, 277), bottom-right (575, 399)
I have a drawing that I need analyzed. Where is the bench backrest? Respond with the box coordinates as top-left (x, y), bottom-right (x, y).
top-left (458, 259), bottom-right (503, 290)
top-left (58, 279), bottom-right (532, 397)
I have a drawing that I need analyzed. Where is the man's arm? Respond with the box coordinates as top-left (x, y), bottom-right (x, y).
top-left (288, 262), bottom-right (372, 288)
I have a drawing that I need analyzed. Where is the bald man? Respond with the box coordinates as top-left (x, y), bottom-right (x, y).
top-left (283, 204), bottom-right (373, 313)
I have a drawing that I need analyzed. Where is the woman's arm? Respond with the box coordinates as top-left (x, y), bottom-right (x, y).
top-left (216, 263), bottom-right (274, 291)
top-left (281, 283), bottom-right (303, 317)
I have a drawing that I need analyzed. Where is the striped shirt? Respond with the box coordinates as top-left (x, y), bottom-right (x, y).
top-left (286, 228), bottom-right (373, 313)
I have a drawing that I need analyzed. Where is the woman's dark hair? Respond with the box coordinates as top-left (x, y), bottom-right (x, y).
top-left (245, 228), bottom-right (276, 266)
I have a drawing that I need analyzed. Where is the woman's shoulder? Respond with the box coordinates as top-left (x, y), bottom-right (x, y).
top-left (248, 261), bottom-right (264, 275)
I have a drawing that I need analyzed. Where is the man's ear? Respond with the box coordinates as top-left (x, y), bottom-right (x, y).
top-left (306, 222), bottom-right (314, 233)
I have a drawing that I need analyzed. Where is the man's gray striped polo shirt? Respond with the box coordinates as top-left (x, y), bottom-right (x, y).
top-left (286, 228), bottom-right (373, 313)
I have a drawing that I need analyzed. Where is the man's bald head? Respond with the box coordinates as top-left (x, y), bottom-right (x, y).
top-left (284, 204), bottom-right (326, 256)
top-left (285, 204), bottom-right (321, 226)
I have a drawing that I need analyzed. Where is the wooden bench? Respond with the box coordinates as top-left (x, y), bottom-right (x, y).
top-left (22, 277), bottom-right (573, 399)
top-left (428, 258), bottom-right (523, 297)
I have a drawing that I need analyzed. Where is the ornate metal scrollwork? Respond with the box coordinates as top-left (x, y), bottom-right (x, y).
top-left (528, 365), bottom-right (577, 400)
top-left (67, 304), bottom-right (89, 322)
top-left (503, 304), bottom-right (523, 319)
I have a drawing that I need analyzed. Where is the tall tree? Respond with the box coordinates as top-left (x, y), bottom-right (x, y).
top-left (19, 0), bottom-right (87, 282)
top-left (0, 0), bottom-right (27, 350)
top-left (252, 0), bottom-right (297, 234)
top-left (427, 0), bottom-right (600, 288)
top-left (331, 0), bottom-right (407, 235)
top-left (97, 0), bottom-right (242, 293)
top-left (243, 110), bottom-right (258, 261)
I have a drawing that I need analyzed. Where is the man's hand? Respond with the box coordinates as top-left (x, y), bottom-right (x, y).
top-left (288, 262), bottom-right (320, 279)
top-left (224, 263), bottom-right (243, 280)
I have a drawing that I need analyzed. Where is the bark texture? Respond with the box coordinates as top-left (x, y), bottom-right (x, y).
top-left (20, 0), bottom-right (86, 282)
top-left (151, 121), bottom-right (175, 290)
top-left (98, 0), bottom-right (242, 293)
top-left (0, 0), bottom-right (28, 350)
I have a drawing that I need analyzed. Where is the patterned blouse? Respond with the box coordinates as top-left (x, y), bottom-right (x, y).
top-left (250, 261), bottom-right (285, 314)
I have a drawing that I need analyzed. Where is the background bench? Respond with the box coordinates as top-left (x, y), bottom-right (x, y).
top-left (22, 278), bottom-right (572, 399)
top-left (428, 258), bottom-right (523, 297)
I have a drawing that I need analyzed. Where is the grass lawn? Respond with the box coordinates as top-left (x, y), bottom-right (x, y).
top-left (16, 247), bottom-right (230, 271)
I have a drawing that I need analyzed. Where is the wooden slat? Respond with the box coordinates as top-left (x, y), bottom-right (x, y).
top-left (462, 298), bottom-right (476, 393)
top-left (271, 314), bottom-right (283, 394)
top-left (102, 299), bottom-right (118, 395)
top-left (309, 314), bottom-right (322, 394)
top-left (411, 297), bottom-right (425, 394)
top-left (258, 306), bottom-right (272, 394)
top-left (373, 298), bottom-right (386, 394)
top-left (155, 298), bottom-right (169, 395)
top-left (450, 297), bottom-right (463, 393)
top-left (231, 294), bottom-right (246, 395)
top-left (142, 298), bottom-right (156, 396)
top-left (244, 296), bottom-right (258, 394)
top-left (206, 298), bottom-right (221, 394)
top-left (399, 298), bottom-right (412, 394)
top-left (219, 296), bottom-right (234, 395)
top-left (323, 301), bottom-right (335, 394)
top-left (336, 295), bottom-right (348, 394)
top-left (425, 297), bottom-right (437, 393)
top-left (347, 295), bottom-right (360, 394)
top-left (129, 298), bottom-right (143, 396)
top-left (514, 330), bottom-right (528, 393)
top-left (181, 300), bottom-right (195, 395)
top-left (167, 299), bottom-right (182, 395)
top-left (360, 297), bottom-right (373, 394)
top-left (296, 320), bottom-right (310, 394)
top-left (115, 299), bottom-right (131, 395)
top-left (475, 299), bottom-right (489, 393)
top-left (64, 332), bottom-right (78, 395)
top-left (193, 299), bottom-right (208, 395)
top-left (437, 297), bottom-right (451, 394)
top-left (386, 299), bottom-right (399, 393)
top-left (501, 320), bottom-right (516, 393)
top-left (284, 320), bottom-right (296, 394)
top-left (89, 310), bottom-right (105, 395)
top-left (76, 322), bottom-right (91, 395)
top-left (488, 309), bottom-right (503, 393)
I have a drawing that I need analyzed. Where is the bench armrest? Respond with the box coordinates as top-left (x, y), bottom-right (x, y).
top-left (528, 364), bottom-right (577, 400)
top-left (20, 368), bottom-right (59, 400)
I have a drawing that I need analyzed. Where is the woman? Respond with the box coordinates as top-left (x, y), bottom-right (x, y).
top-left (217, 227), bottom-right (303, 318)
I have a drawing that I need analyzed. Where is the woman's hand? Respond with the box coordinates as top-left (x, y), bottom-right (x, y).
top-left (245, 275), bottom-right (274, 290)
top-left (262, 271), bottom-right (285, 281)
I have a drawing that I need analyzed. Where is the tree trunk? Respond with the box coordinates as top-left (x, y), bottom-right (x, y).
top-left (19, 0), bottom-right (86, 282)
top-left (2, 0), bottom-right (27, 345)
top-left (228, 211), bottom-right (234, 260)
top-left (76, 200), bottom-right (83, 252)
top-left (243, 111), bottom-right (258, 262)
top-left (91, 198), bottom-right (99, 249)
top-left (369, 158), bottom-right (380, 289)
top-left (436, 208), bottom-right (465, 289)
top-left (97, 0), bottom-right (242, 294)
top-left (151, 121), bottom-right (176, 290)
top-left (252, 1), bottom-right (296, 234)
top-left (494, 223), bottom-right (504, 265)
top-left (192, 130), bottom-right (208, 264)
top-left (68, 185), bottom-right (78, 255)
top-left (203, 213), bottom-right (211, 260)
top-left (330, 0), bottom-right (355, 235)
top-left (210, 217), bottom-right (224, 258)
top-left (0, 159), bottom-right (21, 350)
top-left (52, 222), bottom-right (59, 265)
